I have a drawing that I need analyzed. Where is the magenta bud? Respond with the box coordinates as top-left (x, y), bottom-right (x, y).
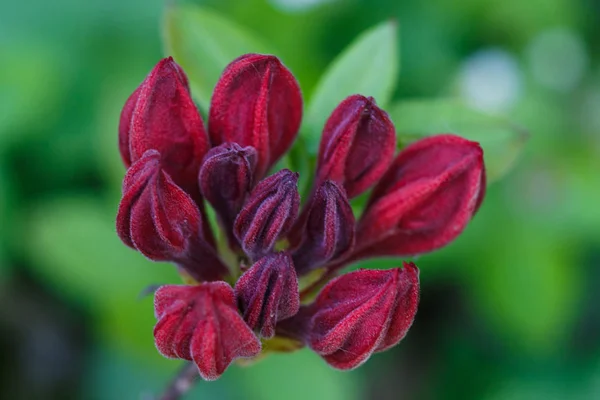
top-left (235, 252), bottom-right (300, 338)
top-left (354, 134), bottom-right (486, 260)
top-left (208, 54), bottom-right (303, 178)
top-left (291, 181), bottom-right (355, 275)
top-left (316, 95), bottom-right (396, 199)
top-left (307, 263), bottom-right (419, 370)
top-left (154, 282), bottom-right (261, 381)
top-left (119, 57), bottom-right (209, 194)
top-left (199, 143), bottom-right (258, 245)
top-left (116, 150), bottom-right (228, 282)
top-left (233, 169), bottom-right (300, 260)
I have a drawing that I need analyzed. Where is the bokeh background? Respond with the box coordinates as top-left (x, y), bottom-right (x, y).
top-left (1, 0), bottom-right (599, 399)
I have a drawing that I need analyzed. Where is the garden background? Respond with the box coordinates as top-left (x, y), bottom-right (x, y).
top-left (1, 0), bottom-right (599, 398)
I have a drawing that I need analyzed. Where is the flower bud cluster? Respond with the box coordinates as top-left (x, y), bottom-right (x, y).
top-left (116, 54), bottom-right (485, 379)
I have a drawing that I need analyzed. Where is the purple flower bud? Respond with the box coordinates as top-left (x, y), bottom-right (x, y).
top-left (316, 95), bottom-right (396, 199)
top-left (234, 169), bottom-right (300, 260)
top-left (199, 143), bottom-right (258, 246)
top-left (306, 263), bottom-right (419, 370)
top-left (119, 57), bottom-right (209, 195)
top-left (208, 54), bottom-right (303, 178)
top-left (235, 252), bottom-right (300, 338)
top-left (154, 282), bottom-right (261, 381)
top-left (291, 181), bottom-right (355, 275)
top-left (116, 150), bottom-right (228, 282)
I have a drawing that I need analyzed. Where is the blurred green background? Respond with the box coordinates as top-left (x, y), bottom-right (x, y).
top-left (1, 0), bottom-right (599, 399)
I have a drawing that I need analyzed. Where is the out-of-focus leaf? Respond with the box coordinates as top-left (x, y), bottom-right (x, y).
top-left (303, 20), bottom-right (399, 152)
top-left (468, 223), bottom-right (581, 355)
top-left (486, 380), bottom-right (567, 400)
top-left (24, 197), bottom-right (181, 356)
top-left (0, 169), bottom-right (11, 281)
top-left (94, 74), bottom-right (141, 196)
top-left (390, 99), bottom-right (528, 182)
top-left (560, 148), bottom-right (600, 238)
top-left (0, 42), bottom-right (66, 148)
top-left (163, 4), bottom-right (270, 111)
top-left (235, 349), bottom-right (362, 400)
top-left (84, 346), bottom-right (231, 400)
top-left (83, 345), bottom-right (171, 400)
top-left (0, 169), bottom-right (7, 239)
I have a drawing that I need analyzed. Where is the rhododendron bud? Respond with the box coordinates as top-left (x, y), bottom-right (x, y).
top-left (354, 134), bottom-right (485, 260)
top-left (119, 57), bottom-right (209, 194)
top-left (113, 51), bottom-right (494, 389)
top-left (235, 252), bottom-right (299, 338)
top-left (208, 54), bottom-right (303, 178)
top-left (316, 95), bottom-right (396, 199)
top-left (116, 150), bottom-right (228, 282)
top-left (234, 169), bottom-right (300, 260)
top-left (154, 283), bottom-right (261, 381)
top-left (292, 181), bottom-right (355, 274)
top-left (307, 263), bottom-right (419, 370)
top-left (199, 143), bottom-right (257, 245)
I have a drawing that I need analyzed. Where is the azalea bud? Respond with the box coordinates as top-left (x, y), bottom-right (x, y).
top-left (154, 282), bottom-right (261, 381)
top-left (316, 95), bottom-right (396, 199)
top-left (119, 57), bottom-right (209, 194)
top-left (208, 54), bottom-right (303, 178)
top-left (234, 169), bottom-right (300, 260)
top-left (199, 143), bottom-right (257, 246)
top-left (307, 263), bottom-right (419, 370)
top-left (354, 134), bottom-right (485, 260)
top-left (235, 252), bottom-right (300, 338)
top-left (292, 181), bottom-right (355, 275)
top-left (116, 150), bottom-right (228, 282)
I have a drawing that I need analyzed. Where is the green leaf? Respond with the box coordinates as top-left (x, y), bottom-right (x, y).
top-left (93, 73), bottom-right (144, 196)
top-left (389, 99), bottom-right (528, 182)
top-left (0, 168), bottom-right (13, 281)
top-left (468, 222), bottom-right (581, 356)
top-left (303, 20), bottom-right (399, 152)
top-left (0, 42), bottom-right (66, 148)
top-left (163, 4), bottom-right (270, 111)
top-left (24, 197), bottom-right (181, 356)
top-left (235, 349), bottom-right (362, 400)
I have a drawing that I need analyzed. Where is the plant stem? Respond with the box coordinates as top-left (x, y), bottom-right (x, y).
top-left (159, 362), bottom-right (199, 400)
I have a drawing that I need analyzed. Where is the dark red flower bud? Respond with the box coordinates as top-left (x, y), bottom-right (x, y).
top-left (118, 86), bottom-right (139, 167)
top-left (354, 134), bottom-right (485, 260)
top-left (119, 57), bottom-right (209, 194)
top-left (235, 252), bottom-right (300, 338)
top-left (208, 54), bottom-right (303, 178)
top-left (234, 169), bottom-right (300, 260)
top-left (116, 150), bottom-right (228, 281)
top-left (199, 143), bottom-right (257, 246)
top-left (316, 95), bottom-right (396, 199)
top-left (291, 181), bottom-right (355, 275)
top-left (154, 282), bottom-right (261, 381)
top-left (307, 263), bottom-right (419, 370)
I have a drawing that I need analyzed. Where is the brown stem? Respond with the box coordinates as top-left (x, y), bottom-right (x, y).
top-left (159, 362), bottom-right (199, 400)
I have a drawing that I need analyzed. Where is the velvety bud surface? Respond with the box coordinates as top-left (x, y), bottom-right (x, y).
top-left (316, 95), bottom-right (396, 198)
top-left (355, 134), bottom-right (485, 260)
top-left (199, 143), bottom-right (257, 244)
top-left (292, 181), bottom-right (355, 274)
top-left (234, 169), bottom-right (300, 260)
top-left (154, 283), bottom-right (261, 381)
top-left (208, 54), bottom-right (303, 178)
top-left (116, 150), bottom-right (227, 281)
top-left (118, 86), bottom-right (140, 167)
top-left (235, 252), bottom-right (300, 338)
top-left (307, 263), bottom-right (419, 370)
top-left (119, 57), bottom-right (209, 194)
